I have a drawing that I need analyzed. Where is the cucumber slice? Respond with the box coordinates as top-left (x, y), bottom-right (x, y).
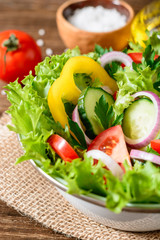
top-left (122, 98), bottom-right (156, 140)
top-left (78, 87), bottom-right (114, 139)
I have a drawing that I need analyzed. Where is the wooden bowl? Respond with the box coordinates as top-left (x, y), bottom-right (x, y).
top-left (56, 0), bottom-right (134, 53)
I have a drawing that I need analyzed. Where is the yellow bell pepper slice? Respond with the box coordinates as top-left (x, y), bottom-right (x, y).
top-left (48, 56), bottom-right (118, 128)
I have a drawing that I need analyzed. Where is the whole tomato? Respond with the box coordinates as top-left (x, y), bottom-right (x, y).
top-left (0, 30), bottom-right (42, 83)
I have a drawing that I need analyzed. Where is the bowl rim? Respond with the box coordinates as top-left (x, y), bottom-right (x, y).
top-left (29, 159), bottom-right (160, 214)
top-left (56, 0), bottom-right (135, 35)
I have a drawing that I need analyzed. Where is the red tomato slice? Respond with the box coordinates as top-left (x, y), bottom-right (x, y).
top-left (48, 134), bottom-right (79, 162)
top-left (151, 139), bottom-right (160, 154)
top-left (88, 125), bottom-right (131, 166)
top-left (128, 52), bottom-right (159, 64)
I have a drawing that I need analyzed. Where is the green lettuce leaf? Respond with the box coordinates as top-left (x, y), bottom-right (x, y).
top-left (144, 31), bottom-right (160, 55)
top-left (94, 44), bottom-right (113, 57)
top-left (129, 30), bottom-right (160, 55)
top-left (44, 154), bottom-right (109, 196)
top-left (106, 161), bottom-right (160, 212)
top-left (40, 154), bottom-right (160, 213)
top-left (114, 66), bottom-right (159, 114)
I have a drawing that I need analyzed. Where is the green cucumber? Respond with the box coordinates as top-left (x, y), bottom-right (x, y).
top-left (122, 98), bottom-right (156, 139)
top-left (78, 87), bottom-right (114, 139)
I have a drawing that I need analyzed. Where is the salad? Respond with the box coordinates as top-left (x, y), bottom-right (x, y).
top-left (6, 31), bottom-right (160, 213)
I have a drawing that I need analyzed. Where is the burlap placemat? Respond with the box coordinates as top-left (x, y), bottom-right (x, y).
top-left (0, 113), bottom-right (160, 240)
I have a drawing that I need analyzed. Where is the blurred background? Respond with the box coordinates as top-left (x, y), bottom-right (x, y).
top-left (0, 0), bottom-right (153, 57)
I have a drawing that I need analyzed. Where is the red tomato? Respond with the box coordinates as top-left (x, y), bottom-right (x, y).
top-left (88, 125), bottom-right (131, 167)
top-left (151, 139), bottom-right (160, 154)
top-left (48, 134), bottom-right (79, 162)
top-left (128, 53), bottom-right (143, 64)
top-left (128, 52), bottom-right (159, 64)
top-left (0, 30), bottom-right (42, 83)
top-left (113, 91), bottom-right (117, 101)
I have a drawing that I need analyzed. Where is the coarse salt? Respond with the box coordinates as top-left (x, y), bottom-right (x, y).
top-left (46, 48), bottom-right (53, 56)
top-left (38, 29), bottom-right (46, 36)
top-left (36, 39), bottom-right (44, 47)
top-left (68, 6), bottom-right (127, 32)
top-left (1, 90), bottom-right (6, 96)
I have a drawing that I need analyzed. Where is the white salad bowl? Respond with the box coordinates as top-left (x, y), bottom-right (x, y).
top-left (30, 159), bottom-right (160, 232)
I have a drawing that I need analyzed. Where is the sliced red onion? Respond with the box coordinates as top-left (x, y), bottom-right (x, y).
top-left (101, 85), bottom-right (113, 95)
top-left (72, 106), bottom-right (92, 145)
top-left (100, 51), bottom-right (133, 69)
top-left (86, 150), bottom-right (124, 180)
top-left (125, 91), bottom-right (160, 149)
top-left (130, 149), bottom-right (160, 166)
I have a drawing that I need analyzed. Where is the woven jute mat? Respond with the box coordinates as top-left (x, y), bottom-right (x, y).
top-left (0, 113), bottom-right (160, 240)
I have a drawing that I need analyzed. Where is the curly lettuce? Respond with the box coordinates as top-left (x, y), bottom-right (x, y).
top-left (114, 31), bottom-right (160, 115)
top-left (114, 66), bottom-right (159, 114)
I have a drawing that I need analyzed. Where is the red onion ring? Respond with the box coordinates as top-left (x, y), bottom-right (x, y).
top-left (125, 91), bottom-right (160, 149)
top-left (72, 105), bottom-right (92, 145)
top-left (130, 149), bottom-right (160, 166)
top-left (86, 150), bottom-right (124, 179)
top-left (100, 51), bottom-right (133, 69)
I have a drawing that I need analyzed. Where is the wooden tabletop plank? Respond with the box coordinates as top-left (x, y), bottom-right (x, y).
top-left (0, 200), bottom-right (75, 240)
top-left (0, 0), bottom-right (154, 239)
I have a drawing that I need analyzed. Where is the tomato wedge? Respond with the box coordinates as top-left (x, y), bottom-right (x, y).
top-left (48, 134), bottom-right (79, 162)
top-left (128, 52), bottom-right (159, 64)
top-left (88, 125), bottom-right (131, 167)
top-left (151, 139), bottom-right (160, 154)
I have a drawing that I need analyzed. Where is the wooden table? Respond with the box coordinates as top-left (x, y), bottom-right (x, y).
top-left (0, 0), bottom-right (153, 239)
